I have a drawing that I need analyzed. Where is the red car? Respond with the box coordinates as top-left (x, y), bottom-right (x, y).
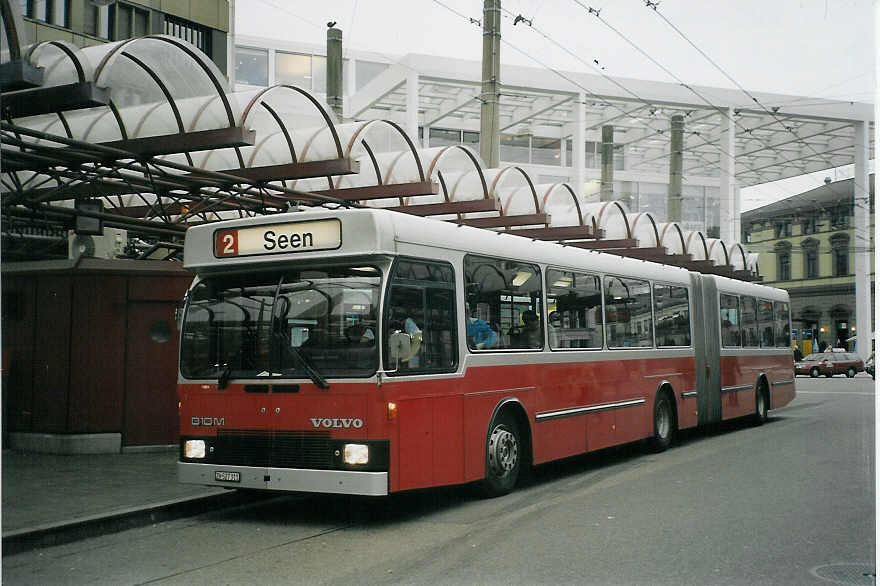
top-left (795, 352), bottom-right (865, 378)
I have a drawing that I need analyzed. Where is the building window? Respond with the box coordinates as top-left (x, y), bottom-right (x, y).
top-left (83, 3), bottom-right (110, 38)
top-left (802, 216), bottom-right (817, 235)
top-left (830, 233), bottom-right (850, 277)
top-left (778, 253), bottom-right (791, 280)
top-left (802, 238), bottom-right (819, 279)
top-left (775, 241), bottom-right (792, 281)
top-left (830, 206), bottom-right (850, 229)
top-left (774, 220), bottom-right (792, 238)
top-left (235, 46), bottom-right (268, 86)
top-left (276, 51), bottom-right (312, 89)
top-left (164, 14), bottom-right (211, 55)
top-left (500, 133), bottom-right (530, 163)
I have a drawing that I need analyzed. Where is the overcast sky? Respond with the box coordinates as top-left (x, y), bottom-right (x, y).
top-left (236, 0), bottom-right (875, 209)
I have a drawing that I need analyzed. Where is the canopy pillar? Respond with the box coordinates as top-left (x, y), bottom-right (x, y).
top-left (719, 107), bottom-right (736, 241)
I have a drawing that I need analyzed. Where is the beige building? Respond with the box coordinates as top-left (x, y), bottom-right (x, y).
top-left (14, 0), bottom-right (229, 74)
top-left (742, 176), bottom-right (875, 355)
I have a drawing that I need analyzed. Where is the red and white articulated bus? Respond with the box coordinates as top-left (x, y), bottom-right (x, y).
top-left (177, 207), bottom-right (795, 497)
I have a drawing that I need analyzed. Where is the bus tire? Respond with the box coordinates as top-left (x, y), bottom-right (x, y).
top-left (809, 367), bottom-right (819, 378)
top-left (479, 412), bottom-right (521, 497)
top-left (753, 384), bottom-right (769, 425)
top-left (824, 372), bottom-right (833, 378)
top-left (846, 367), bottom-right (856, 378)
top-left (647, 392), bottom-right (674, 453)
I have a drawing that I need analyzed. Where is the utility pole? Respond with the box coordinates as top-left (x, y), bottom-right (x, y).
top-left (600, 125), bottom-right (614, 201)
top-left (326, 23), bottom-right (344, 122)
top-left (668, 114), bottom-right (684, 221)
top-left (479, 0), bottom-right (501, 168)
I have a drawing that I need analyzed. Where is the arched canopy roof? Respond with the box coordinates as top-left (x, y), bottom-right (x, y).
top-left (705, 238), bottom-right (729, 266)
top-left (728, 243), bottom-right (748, 270)
top-left (538, 183), bottom-right (589, 229)
top-left (684, 231), bottom-right (709, 260)
top-left (627, 212), bottom-right (660, 248)
top-left (656, 222), bottom-right (686, 254)
top-left (582, 201), bottom-right (630, 239)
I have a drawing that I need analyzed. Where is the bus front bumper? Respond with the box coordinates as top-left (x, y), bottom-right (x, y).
top-left (178, 462), bottom-right (388, 496)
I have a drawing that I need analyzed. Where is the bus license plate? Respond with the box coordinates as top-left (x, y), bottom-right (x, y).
top-left (215, 471), bottom-right (240, 482)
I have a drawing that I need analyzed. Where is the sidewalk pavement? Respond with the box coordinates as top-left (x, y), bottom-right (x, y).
top-left (2, 449), bottom-right (243, 554)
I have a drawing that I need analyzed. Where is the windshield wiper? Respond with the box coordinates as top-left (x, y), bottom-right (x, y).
top-left (273, 332), bottom-right (330, 389)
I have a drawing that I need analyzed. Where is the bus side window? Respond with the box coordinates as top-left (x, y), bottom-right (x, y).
top-left (604, 275), bottom-right (653, 349)
top-left (546, 269), bottom-right (602, 350)
top-left (720, 293), bottom-right (741, 348)
top-left (464, 255), bottom-right (542, 351)
top-left (654, 284), bottom-right (690, 347)
top-left (384, 259), bottom-right (457, 374)
top-left (758, 299), bottom-right (775, 348)
top-left (741, 296), bottom-right (759, 348)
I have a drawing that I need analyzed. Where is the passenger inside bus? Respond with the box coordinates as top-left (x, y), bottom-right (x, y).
top-left (389, 305), bottom-right (422, 367)
top-left (466, 302), bottom-right (498, 349)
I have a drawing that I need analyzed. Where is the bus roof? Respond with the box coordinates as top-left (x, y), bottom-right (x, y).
top-left (183, 207), bottom-right (787, 300)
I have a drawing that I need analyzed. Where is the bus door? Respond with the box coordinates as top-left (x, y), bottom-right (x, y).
top-left (690, 273), bottom-right (721, 425)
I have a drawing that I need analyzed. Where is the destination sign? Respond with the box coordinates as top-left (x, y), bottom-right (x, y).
top-left (214, 219), bottom-right (341, 258)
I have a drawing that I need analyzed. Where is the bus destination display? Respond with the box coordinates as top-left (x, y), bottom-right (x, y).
top-left (214, 219), bottom-right (341, 258)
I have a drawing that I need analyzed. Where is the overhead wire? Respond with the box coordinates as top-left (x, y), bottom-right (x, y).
top-left (639, 0), bottom-right (872, 210)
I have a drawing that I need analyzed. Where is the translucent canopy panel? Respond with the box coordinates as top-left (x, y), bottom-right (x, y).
top-left (705, 239), bottom-right (729, 266)
top-left (293, 121), bottom-right (420, 208)
top-left (684, 231), bottom-right (709, 261)
top-left (88, 36), bottom-right (231, 136)
top-left (582, 201), bottom-right (630, 240)
top-left (746, 252), bottom-right (760, 274)
top-left (627, 213), bottom-right (660, 248)
top-left (728, 243), bottom-right (748, 270)
top-left (462, 166), bottom-right (536, 224)
top-left (538, 183), bottom-right (585, 228)
top-left (656, 222), bottom-right (686, 255)
top-left (25, 41), bottom-right (93, 86)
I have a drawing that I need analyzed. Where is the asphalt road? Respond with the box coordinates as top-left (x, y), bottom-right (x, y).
top-left (4, 375), bottom-right (875, 586)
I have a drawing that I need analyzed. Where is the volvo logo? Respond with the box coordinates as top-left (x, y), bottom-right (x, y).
top-left (192, 416), bottom-right (225, 426)
top-left (310, 418), bottom-right (363, 429)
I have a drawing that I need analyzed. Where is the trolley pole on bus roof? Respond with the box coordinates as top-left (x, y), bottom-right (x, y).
top-left (326, 23), bottom-right (344, 122)
top-left (480, 0), bottom-right (501, 169)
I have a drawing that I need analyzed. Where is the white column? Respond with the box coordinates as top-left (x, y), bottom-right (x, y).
top-left (719, 107), bottom-right (736, 242)
top-left (573, 92), bottom-right (586, 199)
top-left (227, 0), bottom-right (235, 85)
top-left (423, 125), bottom-right (431, 149)
top-left (267, 48), bottom-right (276, 86)
top-left (853, 120), bottom-right (871, 360)
top-left (406, 69), bottom-right (419, 144)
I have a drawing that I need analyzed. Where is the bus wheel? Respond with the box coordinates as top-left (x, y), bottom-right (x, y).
top-left (648, 393), bottom-right (674, 453)
top-left (754, 385), bottom-right (769, 425)
top-left (846, 367), bottom-right (856, 378)
top-left (480, 413), bottom-right (521, 497)
top-left (809, 367), bottom-right (819, 378)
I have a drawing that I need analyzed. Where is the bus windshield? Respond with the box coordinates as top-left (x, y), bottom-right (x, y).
top-left (180, 265), bottom-right (381, 381)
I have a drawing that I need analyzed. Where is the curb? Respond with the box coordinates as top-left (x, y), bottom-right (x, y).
top-left (2, 490), bottom-right (262, 556)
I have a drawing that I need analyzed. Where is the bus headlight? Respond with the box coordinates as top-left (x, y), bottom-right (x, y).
top-left (343, 443), bottom-right (369, 465)
top-left (184, 439), bottom-right (206, 459)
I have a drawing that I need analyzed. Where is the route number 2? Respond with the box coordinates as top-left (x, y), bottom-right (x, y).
top-left (215, 230), bottom-right (238, 257)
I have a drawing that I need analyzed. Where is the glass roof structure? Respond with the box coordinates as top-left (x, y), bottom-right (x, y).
top-left (3, 31), bottom-right (871, 279)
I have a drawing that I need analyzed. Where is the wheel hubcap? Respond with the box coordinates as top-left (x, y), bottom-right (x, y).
top-left (758, 391), bottom-right (765, 415)
top-left (488, 425), bottom-right (518, 476)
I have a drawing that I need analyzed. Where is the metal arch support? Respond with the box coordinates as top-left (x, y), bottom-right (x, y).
top-left (377, 119), bottom-right (427, 182)
top-left (239, 85), bottom-right (344, 159)
top-left (540, 182), bottom-right (584, 226)
top-left (426, 145), bottom-right (490, 203)
top-left (257, 102), bottom-right (297, 165)
top-left (489, 166), bottom-right (541, 218)
top-left (24, 40), bottom-right (89, 84)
